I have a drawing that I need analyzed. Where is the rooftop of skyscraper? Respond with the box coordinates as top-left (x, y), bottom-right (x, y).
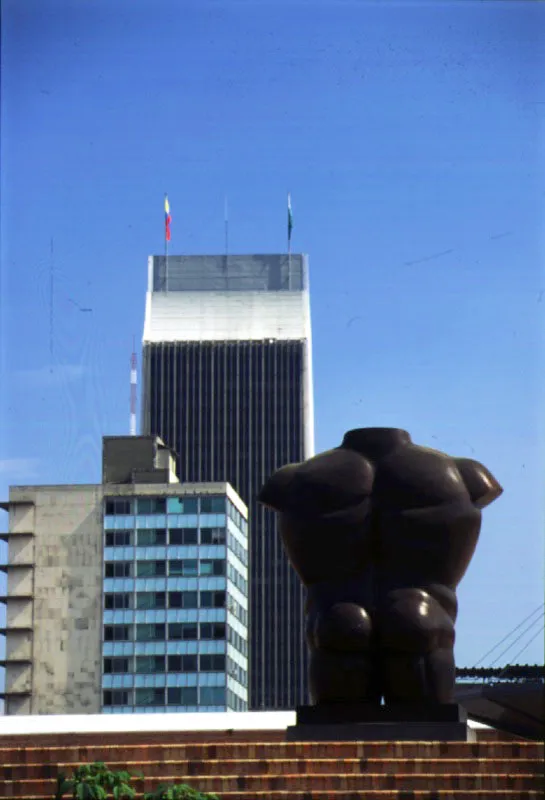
top-left (143, 254), bottom-right (312, 344)
top-left (149, 253), bottom-right (308, 293)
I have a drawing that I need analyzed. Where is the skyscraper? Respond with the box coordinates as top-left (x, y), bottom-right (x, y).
top-left (142, 254), bottom-right (314, 709)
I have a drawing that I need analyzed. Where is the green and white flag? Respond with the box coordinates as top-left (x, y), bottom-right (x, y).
top-left (288, 193), bottom-right (293, 243)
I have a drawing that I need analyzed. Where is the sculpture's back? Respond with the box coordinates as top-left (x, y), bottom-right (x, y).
top-left (259, 427), bottom-right (502, 711)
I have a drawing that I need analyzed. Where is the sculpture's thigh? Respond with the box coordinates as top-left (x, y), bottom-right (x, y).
top-left (308, 602), bottom-right (379, 704)
top-left (379, 588), bottom-right (456, 703)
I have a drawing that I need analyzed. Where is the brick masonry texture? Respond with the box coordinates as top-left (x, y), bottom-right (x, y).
top-left (0, 730), bottom-right (543, 799)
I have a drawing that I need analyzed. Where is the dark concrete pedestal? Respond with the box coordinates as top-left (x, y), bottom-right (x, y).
top-left (286, 703), bottom-right (475, 742)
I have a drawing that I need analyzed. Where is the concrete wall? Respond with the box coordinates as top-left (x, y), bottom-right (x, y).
top-left (9, 502), bottom-right (35, 535)
top-left (102, 437), bottom-right (157, 484)
top-left (11, 486), bottom-right (104, 714)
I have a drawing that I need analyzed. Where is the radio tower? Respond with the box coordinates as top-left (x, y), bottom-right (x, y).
top-left (130, 338), bottom-right (137, 436)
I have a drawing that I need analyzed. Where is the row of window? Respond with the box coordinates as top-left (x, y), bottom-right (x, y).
top-left (228, 626), bottom-right (248, 657)
top-left (105, 559), bottom-right (225, 579)
top-left (104, 653), bottom-right (226, 674)
top-left (227, 563), bottom-right (247, 595)
top-left (105, 589), bottom-right (227, 611)
top-left (227, 595), bottom-right (248, 628)
top-left (105, 527), bottom-right (227, 548)
top-left (227, 502), bottom-right (247, 536)
top-left (227, 658), bottom-right (246, 686)
top-left (103, 686), bottom-right (227, 707)
top-left (105, 605), bottom-right (226, 641)
top-left (227, 689), bottom-right (246, 712)
top-left (227, 531), bottom-right (248, 567)
top-left (105, 623), bottom-right (225, 654)
top-left (105, 496), bottom-right (227, 517)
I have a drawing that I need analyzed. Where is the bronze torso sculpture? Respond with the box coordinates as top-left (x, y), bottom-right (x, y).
top-left (259, 428), bottom-right (502, 706)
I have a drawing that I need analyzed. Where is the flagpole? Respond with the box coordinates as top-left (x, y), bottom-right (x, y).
top-left (165, 234), bottom-right (169, 292)
top-left (224, 195), bottom-right (229, 257)
top-left (287, 192), bottom-right (292, 291)
top-left (165, 193), bottom-right (169, 292)
top-left (288, 237), bottom-right (291, 290)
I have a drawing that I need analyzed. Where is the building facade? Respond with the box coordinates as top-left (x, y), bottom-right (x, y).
top-left (141, 254), bottom-right (314, 709)
top-left (0, 437), bottom-right (248, 715)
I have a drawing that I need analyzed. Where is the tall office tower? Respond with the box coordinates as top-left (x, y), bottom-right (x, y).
top-left (142, 254), bottom-right (314, 709)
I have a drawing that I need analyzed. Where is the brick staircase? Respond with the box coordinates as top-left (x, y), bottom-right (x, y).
top-left (0, 730), bottom-right (543, 799)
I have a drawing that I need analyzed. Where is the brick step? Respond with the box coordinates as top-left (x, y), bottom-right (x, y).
top-left (196, 794), bottom-right (545, 800)
top-left (0, 730), bottom-right (287, 748)
top-left (1, 758), bottom-right (542, 780)
top-left (161, 793), bottom-right (545, 800)
top-left (4, 793), bottom-right (543, 800)
top-left (2, 772), bottom-right (542, 797)
top-left (1, 740), bottom-right (542, 764)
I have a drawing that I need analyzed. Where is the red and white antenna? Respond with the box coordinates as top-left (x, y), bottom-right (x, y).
top-left (130, 337), bottom-right (137, 436)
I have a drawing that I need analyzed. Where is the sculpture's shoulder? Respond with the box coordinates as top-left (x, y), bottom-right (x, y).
top-left (453, 457), bottom-right (503, 509)
top-left (259, 447), bottom-right (374, 516)
top-left (373, 444), bottom-right (503, 511)
top-left (374, 443), bottom-right (468, 508)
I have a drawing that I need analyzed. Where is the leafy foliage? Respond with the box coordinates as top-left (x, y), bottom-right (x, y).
top-left (143, 784), bottom-right (219, 800)
top-left (55, 762), bottom-right (136, 800)
top-left (54, 763), bottom-right (219, 800)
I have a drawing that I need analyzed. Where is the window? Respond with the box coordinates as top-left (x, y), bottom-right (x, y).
top-left (105, 562), bottom-right (132, 578)
top-left (136, 560), bottom-right (166, 577)
top-left (103, 657), bottom-right (130, 674)
top-left (200, 654), bottom-right (225, 672)
top-left (200, 496), bottom-right (225, 513)
top-left (105, 530), bottom-right (132, 547)
top-left (228, 565), bottom-right (247, 595)
top-left (167, 687), bottom-right (197, 705)
top-left (137, 528), bottom-right (166, 546)
top-left (136, 497), bottom-right (166, 515)
top-left (135, 688), bottom-right (164, 706)
top-left (169, 559), bottom-right (198, 576)
top-left (104, 593), bottom-right (131, 610)
top-left (167, 654), bottom-right (197, 672)
top-left (168, 591), bottom-right (198, 609)
top-left (168, 622), bottom-right (198, 640)
top-left (169, 528), bottom-right (198, 545)
top-left (200, 622), bottom-right (226, 640)
top-left (201, 527), bottom-right (226, 545)
top-left (168, 591), bottom-right (182, 608)
top-left (228, 533), bottom-right (248, 565)
top-left (103, 690), bottom-right (130, 706)
top-left (167, 497), bottom-right (199, 514)
top-left (228, 657), bottom-right (246, 684)
top-left (136, 592), bottom-right (166, 610)
top-left (104, 625), bottom-right (131, 642)
top-left (200, 687), bottom-right (225, 706)
top-left (135, 655), bottom-right (165, 673)
top-left (105, 498), bottom-right (133, 516)
top-left (200, 590), bottom-right (225, 609)
top-left (200, 559), bottom-right (225, 577)
top-left (136, 623), bottom-right (165, 641)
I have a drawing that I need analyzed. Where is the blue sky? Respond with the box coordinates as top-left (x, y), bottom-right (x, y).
top-left (1, 0), bottom-right (544, 670)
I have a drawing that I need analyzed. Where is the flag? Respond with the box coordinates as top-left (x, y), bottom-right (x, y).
top-left (287, 193), bottom-right (293, 243)
top-left (164, 195), bottom-right (171, 242)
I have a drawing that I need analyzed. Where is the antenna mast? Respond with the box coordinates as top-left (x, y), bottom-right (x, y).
top-left (130, 337), bottom-right (137, 436)
top-left (224, 195), bottom-right (229, 256)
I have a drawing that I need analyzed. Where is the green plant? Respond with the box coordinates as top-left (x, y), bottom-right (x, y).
top-left (55, 762), bottom-right (136, 800)
top-left (143, 784), bottom-right (219, 800)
